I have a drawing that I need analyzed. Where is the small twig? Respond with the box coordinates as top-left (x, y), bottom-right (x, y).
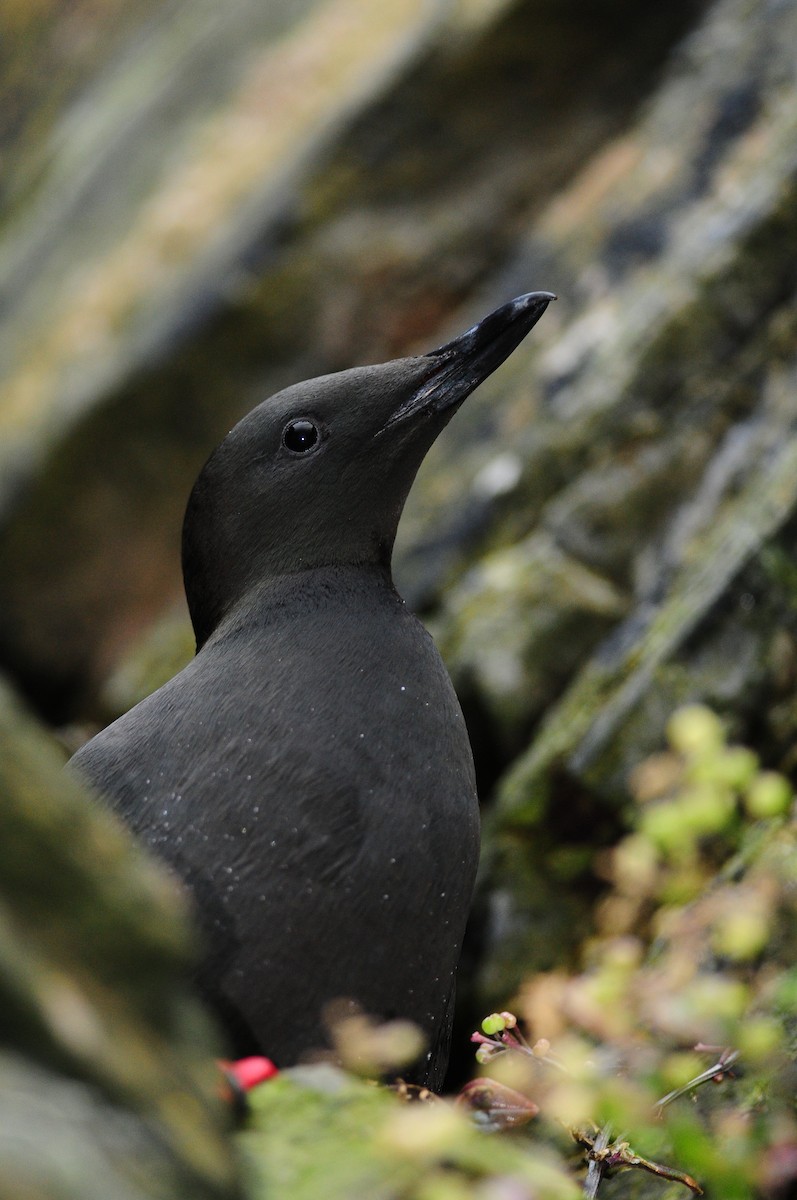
top-left (605, 1144), bottom-right (704, 1195)
top-left (574, 1127), bottom-right (704, 1197)
top-left (655, 1048), bottom-right (740, 1112)
top-left (582, 1123), bottom-right (613, 1199)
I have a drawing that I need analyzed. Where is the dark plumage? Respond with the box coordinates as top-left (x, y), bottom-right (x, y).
top-left (70, 291), bottom-right (554, 1088)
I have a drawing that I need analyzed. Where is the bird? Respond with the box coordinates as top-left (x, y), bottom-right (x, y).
top-left (70, 291), bottom-right (555, 1089)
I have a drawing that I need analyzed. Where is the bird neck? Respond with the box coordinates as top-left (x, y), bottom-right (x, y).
top-left (197, 561), bottom-right (400, 649)
top-left (182, 463), bottom-right (402, 649)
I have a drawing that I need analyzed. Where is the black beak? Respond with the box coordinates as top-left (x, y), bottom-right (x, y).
top-left (381, 291), bottom-right (556, 431)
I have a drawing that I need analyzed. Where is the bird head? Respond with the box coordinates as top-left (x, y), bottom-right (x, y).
top-left (183, 292), bottom-right (555, 647)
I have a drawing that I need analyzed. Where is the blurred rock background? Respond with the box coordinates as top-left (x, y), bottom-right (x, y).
top-left (2, 0), bottom-right (797, 1191)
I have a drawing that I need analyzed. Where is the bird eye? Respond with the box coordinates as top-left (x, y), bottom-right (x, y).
top-left (282, 418), bottom-right (320, 455)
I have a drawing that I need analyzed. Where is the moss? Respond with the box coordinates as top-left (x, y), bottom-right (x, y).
top-left (241, 1066), bottom-right (578, 1200)
top-left (440, 532), bottom-right (627, 754)
top-left (760, 544), bottom-right (797, 606)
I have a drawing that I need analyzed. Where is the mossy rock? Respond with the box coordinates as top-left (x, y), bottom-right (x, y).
top-left (0, 678), bottom-right (239, 1199)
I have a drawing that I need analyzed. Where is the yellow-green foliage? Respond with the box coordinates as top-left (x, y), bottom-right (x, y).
top-left (241, 1066), bottom-right (578, 1200)
top-left (509, 705), bottom-right (797, 1198)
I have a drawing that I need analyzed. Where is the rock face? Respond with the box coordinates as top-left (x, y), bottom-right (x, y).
top-left (426, 0), bottom-right (797, 998)
top-left (0, 679), bottom-right (240, 1199)
top-left (437, 0), bottom-right (797, 800)
top-left (1, 0), bottom-right (796, 1068)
